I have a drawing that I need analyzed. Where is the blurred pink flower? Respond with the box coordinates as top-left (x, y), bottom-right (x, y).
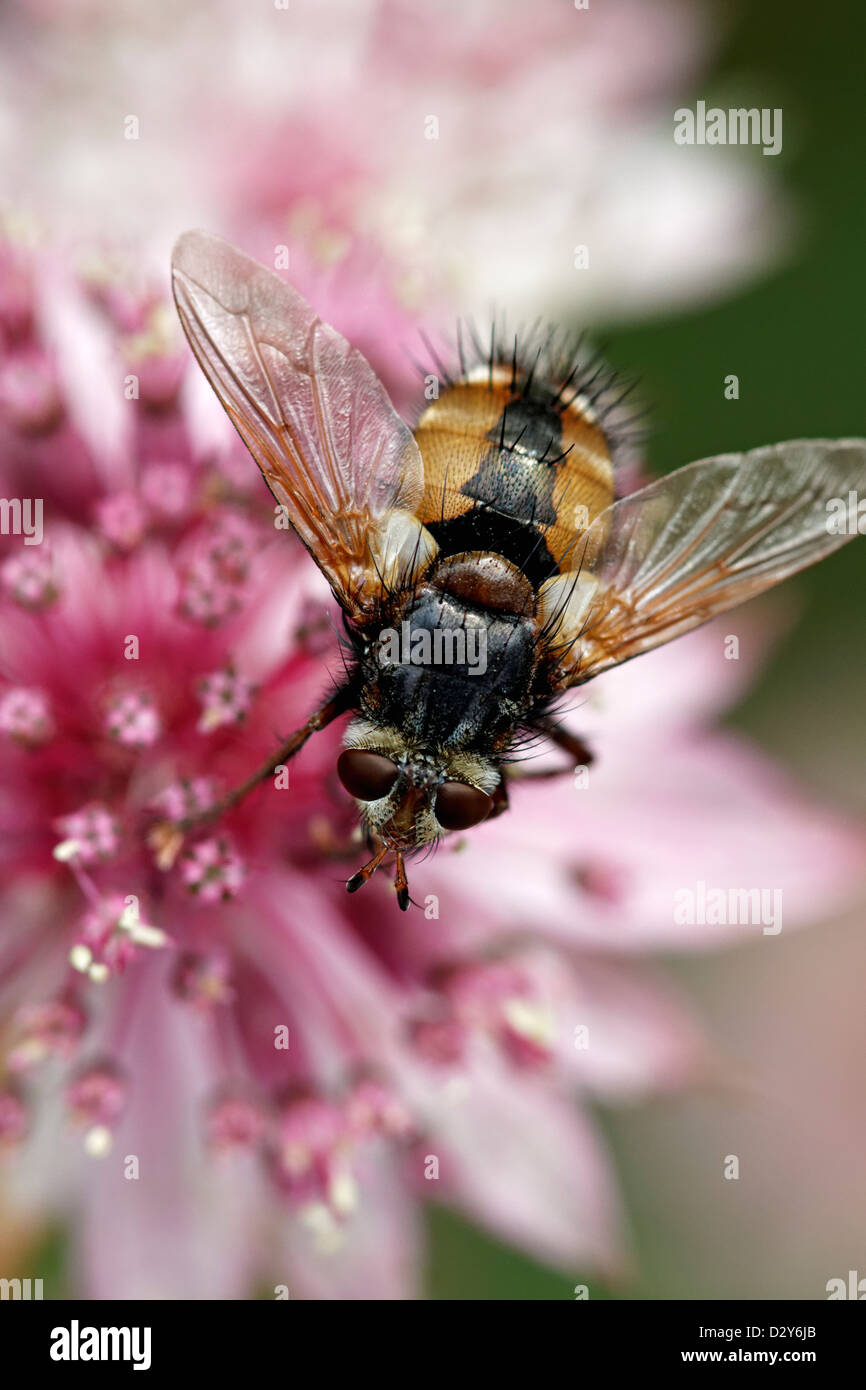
top-left (0, 0), bottom-right (788, 327)
top-left (0, 236), bottom-right (862, 1300)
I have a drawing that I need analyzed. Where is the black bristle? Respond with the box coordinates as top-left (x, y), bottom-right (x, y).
top-left (414, 316), bottom-right (647, 466)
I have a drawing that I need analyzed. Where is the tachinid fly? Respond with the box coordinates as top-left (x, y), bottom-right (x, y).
top-left (163, 230), bottom-right (865, 909)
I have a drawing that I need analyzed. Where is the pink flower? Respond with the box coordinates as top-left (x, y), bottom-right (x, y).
top-left (180, 837), bottom-right (246, 903)
top-left (0, 685), bottom-right (54, 746)
top-left (0, 238), bottom-right (862, 1302)
top-left (66, 1061), bottom-right (129, 1156)
top-left (0, 0), bottom-right (787, 332)
top-left (1, 543), bottom-right (57, 609)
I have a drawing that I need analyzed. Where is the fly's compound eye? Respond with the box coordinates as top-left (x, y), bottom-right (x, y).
top-left (337, 749), bottom-right (399, 802)
top-left (434, 780), bottom-right (493, 831)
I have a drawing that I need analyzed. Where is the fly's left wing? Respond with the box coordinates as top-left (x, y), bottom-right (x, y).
top-left (172, 230), bottom-right (428, 617)
top-left (545, 438), bottom-right (865, 689)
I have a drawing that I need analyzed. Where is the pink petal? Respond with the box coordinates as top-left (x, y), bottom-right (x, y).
top-left (420, 1062), bottom-right (627, 1277)
top-left (78, 958), bottom-right (261, 1299)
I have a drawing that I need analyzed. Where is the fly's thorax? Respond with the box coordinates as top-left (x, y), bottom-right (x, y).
top-left (338, 718), bottom-right (500, 848)
top-left (359, 581), bottom-right (538, 752)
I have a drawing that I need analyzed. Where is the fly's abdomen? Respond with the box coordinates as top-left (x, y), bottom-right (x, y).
top-left (414, 361), bottom-right (615, 587)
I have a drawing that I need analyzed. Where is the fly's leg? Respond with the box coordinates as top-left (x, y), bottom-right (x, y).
top-left (148, 695), bottom-right (349, 868)
top-left (346, 844), bottom-right (389, 894)
top-left (393, 851), bottom-right (410, 911)
top-left (504, 719), bottom-right (594, 783)
top-left (535, 718), bottom-right (594, 767)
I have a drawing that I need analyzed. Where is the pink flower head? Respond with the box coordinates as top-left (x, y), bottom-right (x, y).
top-left (345, 1077), bottom-right (414, 1142)
top-left (140, 461), bottom-right (193, 523)
top-left (152, 776), bottom-right (221, 825)
top-left (206, 1088), bottom-right (268, 1154)
top-left (104, 690), bottom-right (162, 749)
top-left (70, 893), bottom-right (169, 982)
top-left (180, 837), bottom-right (246, 903)
top-left (95, 491), bottom-right (148, 550)
top-left (66, 1060), bottom-right (129, 1155)
top-left (172, 949), bottom-right (234, 1010)
top-left (178, 518), bottom-right (258, 628)
top-left (1, 544), bottom-right (57, 609)
top-left (195, 668), bottom-right (256, 733)
top-left (0, 685), bottom-right (54, 746)
top-left (0, 349), bottom-right (63, 434)
top-left (119, 301), bottom-right (187, 411)
top-left (440, 960), bottom-right (555, 1069)
top-left (271, 1094), bottom-right (356, 1218)
top-left (8, 998), bottom-right (88, 1073)
top-left (0, 58), bottom-right (859, 1294)
top-left (55, 803), bottom-right (121, 865)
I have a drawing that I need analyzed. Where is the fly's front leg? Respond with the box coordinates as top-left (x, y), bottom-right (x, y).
top-left (148, 693), bottom-right (351, 868)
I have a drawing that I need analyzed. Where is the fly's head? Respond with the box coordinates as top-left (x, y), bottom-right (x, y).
top-left (337, 718), bottom-right (500, 852)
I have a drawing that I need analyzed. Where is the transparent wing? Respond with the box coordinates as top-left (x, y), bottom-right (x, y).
top-left (551, 438), bottom-right (865, 687)
top-left (171, 230), bottom-right (425, 613)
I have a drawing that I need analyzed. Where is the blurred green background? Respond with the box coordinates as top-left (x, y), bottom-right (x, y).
top-left (428, 0), bottom-right (866, 1299)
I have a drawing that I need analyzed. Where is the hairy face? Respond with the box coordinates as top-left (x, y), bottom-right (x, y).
top-left (338, 718), bottom-right (499, 848)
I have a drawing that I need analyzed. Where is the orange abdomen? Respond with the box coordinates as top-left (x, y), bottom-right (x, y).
top-left (413, 367), bottom-right (613, 586)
